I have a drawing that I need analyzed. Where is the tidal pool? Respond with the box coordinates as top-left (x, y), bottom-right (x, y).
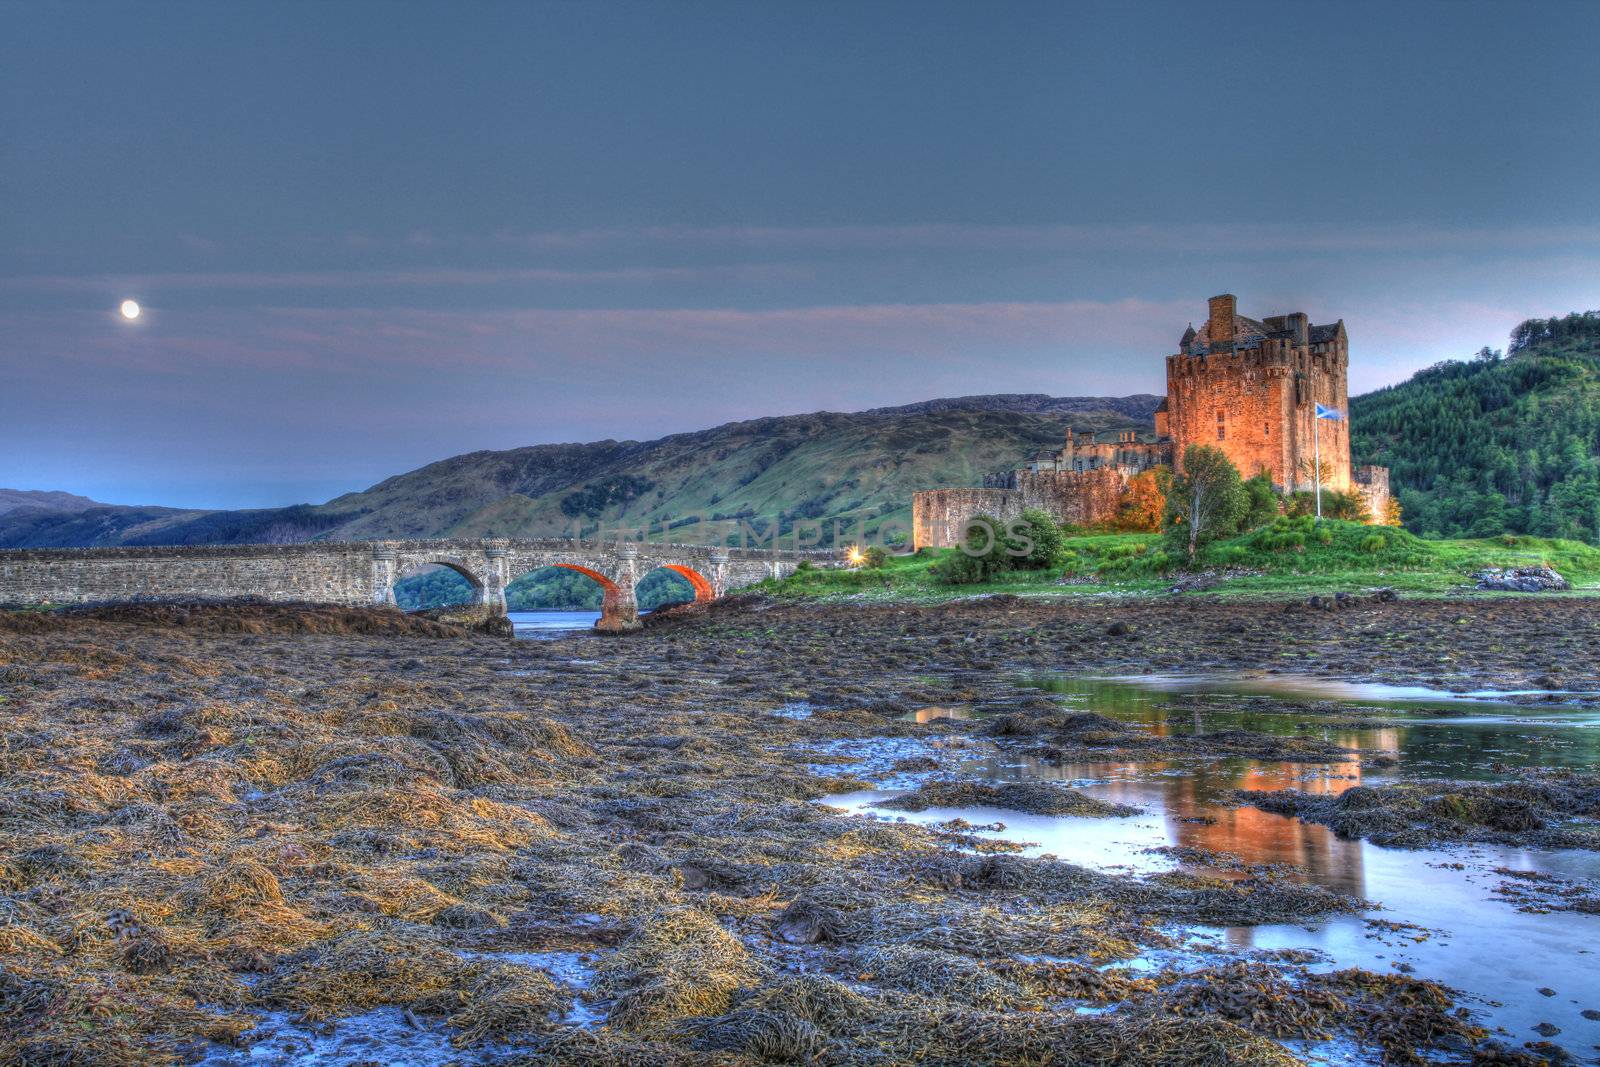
top-left (823, 673), bottom-right (1600, 1054)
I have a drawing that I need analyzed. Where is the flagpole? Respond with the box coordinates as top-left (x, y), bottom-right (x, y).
top-left (1314, 408), bottom-right (1322, 521)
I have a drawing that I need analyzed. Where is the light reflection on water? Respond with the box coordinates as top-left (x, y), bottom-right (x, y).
top-left (822, 673), bottom-right (1600, 1052)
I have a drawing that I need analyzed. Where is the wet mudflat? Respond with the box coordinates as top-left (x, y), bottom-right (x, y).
top-left (3, 595), bottom-right (1600, 1065)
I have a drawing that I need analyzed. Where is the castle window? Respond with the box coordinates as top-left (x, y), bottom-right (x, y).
top-left (1264, 421), bottom-right (1269, 437)
top-left (1216, 410), bottom-right (1226, 441)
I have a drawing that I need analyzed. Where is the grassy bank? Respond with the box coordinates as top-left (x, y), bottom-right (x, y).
top-left (756, 519), bottom-right (1600, 602)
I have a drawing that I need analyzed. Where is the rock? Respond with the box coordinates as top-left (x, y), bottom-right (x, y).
top-left (1372, 587), bottom-right (1399, 603)
top-left (1474, 566), bottom-right (1571, 592)
top-left (1532, 1021), bottom-right (1561, 1037)
top-left (1105, 621), bottom-right (1134, 637)
top-left (772, 897), bottom-right (844, 944)
top-left (1580, 1008), bottom-right (1600, 1021)
top-left (1537, 987), bottom-right (1557, 997)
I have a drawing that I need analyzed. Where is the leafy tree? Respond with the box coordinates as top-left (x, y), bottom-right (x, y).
top-left (1113, 467), bottom-right (1168, 531)
top-left (1165, 446), bottom-right (1247, 562)
top-left (1240, 471), bottom-right (1280, 531)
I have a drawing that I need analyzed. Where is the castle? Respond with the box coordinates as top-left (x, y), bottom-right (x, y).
top-left (912, 294), bottom-right (1392, 548)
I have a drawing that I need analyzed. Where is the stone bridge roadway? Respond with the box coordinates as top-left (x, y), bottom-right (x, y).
top-left (0, 539), bottom-right (825, 632)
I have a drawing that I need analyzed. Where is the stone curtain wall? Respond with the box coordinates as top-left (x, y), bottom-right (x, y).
top-left (912, 469), bottom-right (1130, 549)
top-left (913, 489), bottom-right (1025, 550)
top-left (0, 543), bottom-right (374, 606)
top-left (1007, 468), bottom-right (1127, 527)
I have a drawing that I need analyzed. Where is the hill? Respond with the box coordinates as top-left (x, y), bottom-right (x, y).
top-left (0, 394), bottom-right (1161, 549)
top-left (1352, 311), bottom-right (1600, 541)
top-left (0, 489), bottom-right (105, 517)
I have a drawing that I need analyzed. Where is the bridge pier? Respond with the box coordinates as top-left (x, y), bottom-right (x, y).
top-left (710, 550), bottom-right (730, 598)
top-left (594, 544), bottom-right (641, 633)
top-left (481, 544), bottom-right (509, 615)
top-left (371, 546), bottom-right (398, 606)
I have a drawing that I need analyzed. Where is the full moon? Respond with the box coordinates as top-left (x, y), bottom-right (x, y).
top-left (119, 299), bottom-right (141, 320)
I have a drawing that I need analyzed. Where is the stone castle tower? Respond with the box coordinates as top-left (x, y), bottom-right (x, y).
top-left (1157, 293), bottom-right (1350, 492)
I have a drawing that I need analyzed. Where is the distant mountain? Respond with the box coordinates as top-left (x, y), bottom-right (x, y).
top-left (0, 394), bottom-right (1161, 549)
top-left (0, 488), bottom-right (104, 516)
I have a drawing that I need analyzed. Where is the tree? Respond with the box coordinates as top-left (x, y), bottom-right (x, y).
top-left (1114, 467), bottom-right (1168, 532)
top-left (1165, 446), bottom-right (1247, 562)
top-left (1295, 456), bottom-right (1335, 490)
top-left (1011, 508), bottom-right (1063, 569)
top-left (1240, 471), bottom-right (1280, 531)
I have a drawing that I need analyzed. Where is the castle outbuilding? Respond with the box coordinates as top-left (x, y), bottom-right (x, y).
top-left (911, 294), bottom-right (1392, 549)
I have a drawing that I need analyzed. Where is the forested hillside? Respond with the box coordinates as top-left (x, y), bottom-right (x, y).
top-left (1352, 311), bottom-right (1600, 541)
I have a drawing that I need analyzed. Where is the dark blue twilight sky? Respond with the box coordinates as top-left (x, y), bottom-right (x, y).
top-left (2, 1), bottom-right (1598, 508)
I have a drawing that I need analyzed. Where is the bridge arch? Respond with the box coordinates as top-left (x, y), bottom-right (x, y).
top-left (651, 563), bottom-right (715, 602)
top-left (387, 554), bottom-right (488, 610)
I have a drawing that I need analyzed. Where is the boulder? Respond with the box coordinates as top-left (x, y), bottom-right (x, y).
top-left (1474, 566), bottom-right (1570, 592)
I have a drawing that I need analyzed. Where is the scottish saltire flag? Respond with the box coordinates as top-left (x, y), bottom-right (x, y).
top-left (1315, 403), bottom-right (1342, 420)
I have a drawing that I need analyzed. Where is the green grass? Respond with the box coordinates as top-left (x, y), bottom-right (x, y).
top-left (754, 520), bottom-right (1600, 603)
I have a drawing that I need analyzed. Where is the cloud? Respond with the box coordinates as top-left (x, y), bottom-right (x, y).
top-left (479, 221), bottom-right (1600, 256)
top-left (0, 263), bottom-right (811, 294)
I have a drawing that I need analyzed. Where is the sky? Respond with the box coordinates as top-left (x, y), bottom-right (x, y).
top-left (2, 1), bottom-right (1598, 509)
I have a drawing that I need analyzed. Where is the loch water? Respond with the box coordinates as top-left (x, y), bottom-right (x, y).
top-left (824, 673), bottom-right (1600, 1057)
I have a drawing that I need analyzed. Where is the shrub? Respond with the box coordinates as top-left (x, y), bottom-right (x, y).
top-left (1284, 489), bottom-right (1367, 522)
top-left (1212, 545), bottom-right (1248, 565)
top-left (932, 513), bottom-right (1009, 585)
top-left (1011, 508), bottom-right (1064, 569)
top-left (861, 546), bottom-right (889, 569)
top-left (1360, 534), bottom-right (1387, 554)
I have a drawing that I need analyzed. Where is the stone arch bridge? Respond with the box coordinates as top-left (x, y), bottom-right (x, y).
top-left (0, 539), bottom-right (824, 632)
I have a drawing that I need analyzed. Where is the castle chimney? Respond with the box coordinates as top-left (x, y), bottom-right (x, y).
top-left (1208, 294), bottom-right (1236, 345)
top-left (1287, 312), bottom-right (1308, 344)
